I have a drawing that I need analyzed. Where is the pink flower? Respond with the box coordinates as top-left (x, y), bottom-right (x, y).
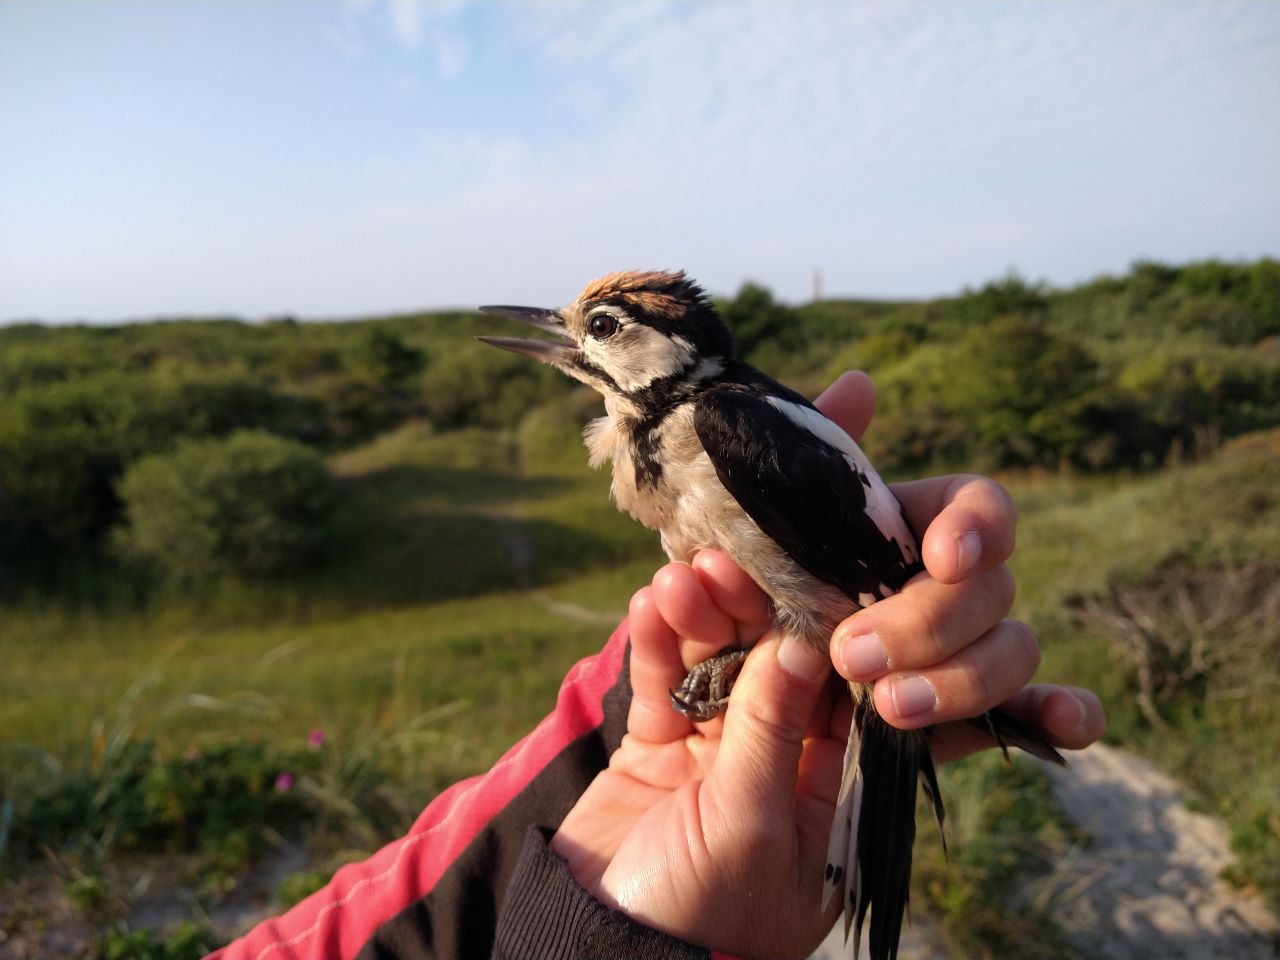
top-left (274, 771), bottom-right (295, 793)
top-left (307, 729), bottom-right (327, 751)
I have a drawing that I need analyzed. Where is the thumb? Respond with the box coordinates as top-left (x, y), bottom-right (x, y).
top-left (709, 633), bottom-right (831, 814)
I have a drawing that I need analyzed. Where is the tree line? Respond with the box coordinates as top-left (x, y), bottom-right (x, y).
top-left (1, 258), bottom-right (1276, 593)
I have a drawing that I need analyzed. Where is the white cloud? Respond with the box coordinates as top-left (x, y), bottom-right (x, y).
top-left (389, 0), bottom-right (423, 48)
top-left (333, 0), bottom-right (1277, 307)
top-left (341, 0), bottom-right (472, 74)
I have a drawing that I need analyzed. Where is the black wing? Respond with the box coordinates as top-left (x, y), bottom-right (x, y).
top-left (692, 381), bottom-right (922, 602)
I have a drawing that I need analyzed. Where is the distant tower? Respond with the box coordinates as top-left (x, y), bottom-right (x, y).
top-left (811, 268), bottom-right (823, 303)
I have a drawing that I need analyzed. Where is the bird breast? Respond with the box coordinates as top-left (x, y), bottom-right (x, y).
top-left (583, 401), bottom-right (856, 645)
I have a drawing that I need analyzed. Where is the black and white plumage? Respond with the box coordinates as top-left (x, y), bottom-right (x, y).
top-left (479, 270), bottom-right (1062, 960)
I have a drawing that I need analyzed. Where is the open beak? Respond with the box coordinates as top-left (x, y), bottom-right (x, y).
top-left (476, 305), bottom-right (576, 361)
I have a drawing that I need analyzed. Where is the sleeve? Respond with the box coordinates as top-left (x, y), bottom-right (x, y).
top-left (207, 620), bottom-right (636, 960)
top-left (492, 826), bottom-right (711, 960)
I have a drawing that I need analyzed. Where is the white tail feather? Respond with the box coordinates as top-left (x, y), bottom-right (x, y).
top-left (824, 709), bottom-right (865, 947)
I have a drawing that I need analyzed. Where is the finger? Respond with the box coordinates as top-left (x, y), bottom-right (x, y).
top-left (929, 684), bottom-right (1107, 764)
top-left (826, 678), bottom-right (854, 742)
top-left (871, 619), bottom-right (1040, 729)
top-left (803, 677), bottom-right (837, 741)
top-left (890, 474), bottom-right (1017, 583)
top-left (710, 633), bottom-right (831, 813)
top-left (999, 684), bottom-right (1106, 750)
top-left (691, 549), bottom-right (773, 645)
top-left (625, 586), bottom-right (694, 742)
top-left (813, 370), bottom-right (877, 442)
top-left (796, 735), bottom-right (844, 806)
top-left (651, 561), bottom-right (740, 670)
top-left (831, 565), bottom-right (1016, 681)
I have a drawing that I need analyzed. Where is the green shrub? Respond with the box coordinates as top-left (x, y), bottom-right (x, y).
top-left (949, 270), bottom-right (1050, 328)
top-left (721, 281), bottom-right (799, 357)
top-left (115, 431), bottom-right (335, 580)
top-left (0, 372), bottom-right (326, 580)
top-left (421, 342), bottom-right (568, 429)
top-left (1116, 345), bottom-right (1280, 459)
top-left (353, 329), bottom-right (426, 389)
top-left (870, 316), bottom-right (1100, 470)
top-left (6, 717), bottom-right (435, 890)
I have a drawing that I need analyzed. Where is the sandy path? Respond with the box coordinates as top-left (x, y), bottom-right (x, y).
top-left (1042, 743), bottom-right (1279, 959)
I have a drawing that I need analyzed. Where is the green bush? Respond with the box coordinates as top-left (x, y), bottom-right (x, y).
top-left (949, 271), bottom-right (1049, 328)
top-left (115, 431), bottom-right (335, 580)
top-left (871, 316), bottom-right (1100, 470)
top-left (721, 281), bottom-right (799, 357)
top-left (0, 372), bottom-right (326, 579)
top-left (1115, 345), bottom-right (1280, 459)
top-left (421, 342), bottom-right (568, 430)
top-left (14, 737), bottom-right (297, 864)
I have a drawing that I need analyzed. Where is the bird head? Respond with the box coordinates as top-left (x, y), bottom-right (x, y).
top-left (478, 270), bottom-right (735, 408)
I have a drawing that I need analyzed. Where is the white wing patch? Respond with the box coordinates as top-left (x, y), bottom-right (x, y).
top-left (765, 396), bottom-right (921, 565)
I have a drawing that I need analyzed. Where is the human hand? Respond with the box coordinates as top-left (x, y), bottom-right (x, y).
top-left (816, 371), bottom-right (1105, 760)
top-left (549, 370), bottom-right (1105, 959)
top-left (551, 552), bottom-right (841, 958)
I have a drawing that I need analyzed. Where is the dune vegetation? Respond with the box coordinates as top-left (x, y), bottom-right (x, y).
top-left (2, 259), bottom-right (1277, 956)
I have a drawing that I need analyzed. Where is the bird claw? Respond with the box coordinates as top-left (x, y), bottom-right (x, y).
top-left (669, 647), bottom-right (748, 722)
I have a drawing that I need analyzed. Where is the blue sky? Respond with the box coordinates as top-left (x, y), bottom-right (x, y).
top-left (1, 0), bottom-right (1277, 322)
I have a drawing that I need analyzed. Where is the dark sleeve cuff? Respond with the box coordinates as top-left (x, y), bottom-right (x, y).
top-left (493, 826), bottom-right (711, 960)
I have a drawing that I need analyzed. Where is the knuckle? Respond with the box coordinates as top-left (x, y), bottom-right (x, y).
top-left (962, 660), bottom-right (993, 711)
top-left (952, 657), bottom-right (993, 715)
top-left (990, 564), bottom-right (1017, 612)
top-left (910, 594), bottom-right (950, 665)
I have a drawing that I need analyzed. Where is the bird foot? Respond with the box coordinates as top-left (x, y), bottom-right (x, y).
top-left (669, 647), bottom-right (748, 722)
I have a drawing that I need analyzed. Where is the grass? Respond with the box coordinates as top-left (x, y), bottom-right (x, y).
top-left (3, 412), bottom-right (1278, 952)
top-left (2, 415), bottom-right (657, 756)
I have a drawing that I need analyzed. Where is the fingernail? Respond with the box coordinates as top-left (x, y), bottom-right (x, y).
top-left (890, 676), bottom-right (936, 719)
top-left (840, 632), bottom-right (888, 680)
top-left (955, 530), bottom-right (982, 578)
top-left (777, 637), bottom-right (829, 682)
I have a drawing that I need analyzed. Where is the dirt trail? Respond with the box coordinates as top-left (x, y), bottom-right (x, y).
top-left (1042, 743), bottom-right (1279, 959)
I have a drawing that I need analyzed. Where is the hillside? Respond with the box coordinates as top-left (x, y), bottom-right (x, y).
top-left (1, 259), bottom-right (1278, 957)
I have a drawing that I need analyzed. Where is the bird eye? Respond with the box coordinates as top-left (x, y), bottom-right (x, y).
top-left (589, 314), bottom-right (619, 339)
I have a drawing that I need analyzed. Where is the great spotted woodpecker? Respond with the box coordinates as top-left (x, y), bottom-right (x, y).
top-left (479, 270), bottom-right (1062, 959)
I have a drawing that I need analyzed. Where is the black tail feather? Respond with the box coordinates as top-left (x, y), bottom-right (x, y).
top-left (975, 706), bottom-right (1067, 767)
top-left (852, 701), bottom-right (929, 960)
top-left (833, 703), bottom-right (1063, 959)
top-left (917, 749), bottom-right (947, 859)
